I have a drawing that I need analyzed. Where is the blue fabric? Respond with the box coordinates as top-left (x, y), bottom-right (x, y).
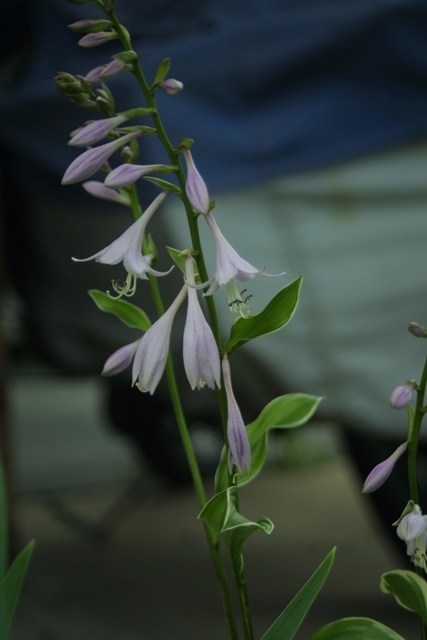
top-left (1, 0), bottom-right (427, 191)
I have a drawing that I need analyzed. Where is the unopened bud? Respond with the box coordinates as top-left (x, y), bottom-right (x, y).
top-left (68, 19), bottom-right (113, 33)
top-left (390, 380), bottom-right (417, 409)
top-left (78, 31), bottom-right (118, 48)
top-left (408, 322), bottom-right (427, 338)
top-left (159, 78), bottom-right (184, 96)
top-left (362, 442), bottom-right (408, 493)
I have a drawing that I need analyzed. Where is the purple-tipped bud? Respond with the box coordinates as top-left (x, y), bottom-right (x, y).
top-left (100, 58), bottom-right (131, 79)
top-left (408, 322), bottom-right (427, 338)
top-left (104, 163), bottom-right (165, 189)
top-left (222, 354), bottom-right (251, 474)
top-left (390, 380), bottom-right (417, 409)
top-left (84, 65), bottom-right (106, 83)
top-left (68, 114), bottom-right (127, 147)
top-left (68, 19), bottom-right (113, 33)
top-left (159, 79), bottom-right (184, 95)
top-left (182, 148), bottom-right (209, 214)
top-left (62, 131), bottom-right (142, 185)
top-left (362, 441), bottom-right (407, 493)
top-left (102, 340), bottom-right (140, 376)
top-left (82, 181), bottom-right (131, 206)
top-left (78, 31), bottom-right (118, 48)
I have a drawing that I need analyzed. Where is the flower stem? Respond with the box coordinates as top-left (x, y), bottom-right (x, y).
top-left (408, 354), bottom-right (427, 505)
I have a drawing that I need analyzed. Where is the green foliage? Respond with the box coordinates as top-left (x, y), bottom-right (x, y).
top-left (215, 393), bottom-right (323, 492)
top-left (199, 486), bottom-right (273, 578)
top-left (143, 177), bottom-right (182, 197)
top-left (152, 58), bottom-right (171, 87)
top-left (380, 569), bottom-right (427, 624)
top-left (261, 548), bottom-right (336, 640)
top-left (224, 276), bottom-right (302, 355)
top-left (311, 617), bottom-right (405, 640)
top-left (88, 289), bottom-right (151, 330)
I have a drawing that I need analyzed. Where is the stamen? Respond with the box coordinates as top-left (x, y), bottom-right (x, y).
top-left (107, 272), bottom-right (137, 299)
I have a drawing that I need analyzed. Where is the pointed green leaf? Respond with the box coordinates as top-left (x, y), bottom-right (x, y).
top-left (0, 540), bottom-right (35, 632)
top-left (224, 276), bottom-right (302, 355)
top-left (199, 486), bottom-right (273, 568)
top-left (215, 394), bottom-right (322, 492)
top-left (88, 289), bottom-right (151, 331)
top-left (152, 58), bottom-right (171, 86)
top-left (380, 569), bottom-right (427, 623)
top-left (143, 177), bottom-right (182, 197)
top-left (261, 548), bottom-right (335, 640)
top-left (311, 617), bottom-right (405, 640)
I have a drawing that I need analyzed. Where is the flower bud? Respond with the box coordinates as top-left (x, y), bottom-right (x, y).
top-left (390, 380), bottom-right (416, 409)
top-left (78, 31), bottom-right (118, 48)
top-left (182, 148), bottom-right (209, 214)
top-left (68, 19), bottom-right (113, 33)
top-left (159, 79), bottom-right (184, 96)
top-left (82, 181), bottom-right (131, 207)
top-left (362, 442), bottom-right (407, 493)
top-left (408, 322), bottom-right (427, 338)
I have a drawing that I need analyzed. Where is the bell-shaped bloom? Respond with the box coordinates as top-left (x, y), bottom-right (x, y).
top-left (68, 114), bottom-right (128, 147)
top-left (182, 148), bottom-right (209, 214)
top-left (159, 78), bottom-right (184, 95)
top-left (72, 192), bottom-right (172, 292)
top-left (104, 163), bottom-right (165, 189)
top-left (397, 504), bottom-right (427, 571)
top-left (62, 130), bottom-right (142, 185)
top-left (132, 285), bottom-right (188, 394)
top-left (101, 339), bottom-right (140, 376)
top-left (78, 31), bottom-right (118, 47)
top-left (362, 441), bottom-right (407, 493)
top-left (222, 354), bottom-right (251, 474)
top-left (390, 380), bottom-right (416, 409)
top-left (183, 256), bottom-right (220, 390)
top-left (82, 181), bottom-right (131, 206)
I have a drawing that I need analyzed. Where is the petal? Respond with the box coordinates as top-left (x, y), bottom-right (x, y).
top-left (82, 181), bottom-right (131, 206)
top-left (222, 354), bottom-right (251, 473)
top-left (68, 114), bottom-right (127, 147)
top-left (101, 339), bottom-right (140, 376)
top-left (105, 163), bottom-right (164, 189)
top-left (183, 288), bottom-right (220, 390)
top-left (182, 149), bottom-right (210, 214)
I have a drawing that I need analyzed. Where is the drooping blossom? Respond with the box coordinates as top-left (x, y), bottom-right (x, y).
top-left (62, 131), bottom-right (142, 185)
top-left (104, 163), bottom-right (166, 189)
top-left (222, 354), bottom-right (251, 474)
top-left (72, 191), bottom-right (172, 296)
top-left (132, 285), bottom-right (188, 394)
top-left (68, 114), bottom-right (128, 147)
top-left (397, 503), bottom-right (427, 571)
top-left (102, 339), bottom-right (140, 376)
top-left (362, 441), bottom-right (407, 493)
top-left (82, 181), bottom-right (131, 207)
top-left (182, 148), bottom-right (209, 214)
top-left (390, 380), bottom-right (417, 409)
top-left (183, 255), bottom-right (220, 390)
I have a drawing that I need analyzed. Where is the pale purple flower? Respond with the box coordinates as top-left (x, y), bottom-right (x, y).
top-left (362, 441), bottom-right (407, 493)
top-left (390, 380), bottom-right (416, 409)
top-left (222, 354), bottom-right (251, 474)
top-left (78, 31), bottom-right (118, 47)
top-left (82, 181), bottom-right (131, 206)
top-left (132, 285), bottom-right (188, 394)
top-left (183, 256), bottom-right (220, 390)
top-left (397, 504), bottom-right (427, 571)
top-left (72, 191), bottom-right (172, 294)
top-left (182, 148), bottom-right (209, 214)
top-left (62, 131), bottom-right (142, 184)
top-left (84, 65), bottom-right (106, 83)
top-left (102, 339), bottom-right (140, 376)
top-left (104, 163), bottom-right (165, 189)
top-left (159, 79), bottom-right (184, 95)
top-left (100, 58), bottom-right (131, 79)
top-left (68, 114), bottom-right (128, 147)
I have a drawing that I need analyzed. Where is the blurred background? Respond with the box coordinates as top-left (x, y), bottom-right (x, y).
top-left (2, 0), bottom-right (427, 637)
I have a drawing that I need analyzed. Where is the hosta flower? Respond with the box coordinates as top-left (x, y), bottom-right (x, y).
top-left (68, 114), bottom-right (128, 147)
top-left (82, 181), bottom-right (131, 207)
top-left (222, 354), bottom-right (251, 474)
top-left (132, 285), bottom-right (188, 394)
top-left (78, 31), bottom-right (118, 47)
top-left (183, 255), bottom-right (220, 390)
top-left (397, 504), bottom-right (427, 571)
top-left (362, 441), bottom-right (407, 493)
top-left (390, 380), bottom-right (417, 409)
top-left (72, 191), bottom-right (172, 295)
top-left (102, 339), bottom-right (140, 376)
top-left (182, 148), bottom-right (209, 214)
top-left (104, 163), bottom-right (165, 189)
top-left (62, 130), bottom-right (142, 184)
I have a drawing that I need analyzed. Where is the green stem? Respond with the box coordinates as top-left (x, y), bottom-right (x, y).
top-left (408, 355), bottom-right (427, 505)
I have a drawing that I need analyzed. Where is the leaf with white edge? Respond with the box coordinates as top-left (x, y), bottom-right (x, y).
top-left (88, 290), bottom-right (151, 331)
top-left (380, 569), bottom-right (427, 623)
top-left (199, 486), bottom-right (273, 578)
top-left (224, 276), bottom-right (302, 355)
top-left (215, 393), bottom-right (323, 493)
top-left (311, 617), bottom-right (405, 640)
top-left (261, 548), bottom-right (335, 640)
top-left (0, 539), bottom-right (35, 634)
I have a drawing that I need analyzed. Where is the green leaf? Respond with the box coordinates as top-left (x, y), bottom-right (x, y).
top-left (224, 276), bottom-right (302, 355)
top-left (199, 486), bottom-right (273, 577)
top-left (143, 177), bottom-right (182, 197)
top-left (311, 617), bottom-right (405, 640)
top-left (88, 290), bottom-right (151, 331)
top-left (152, 58), bottom-right (171, 86)
top-left (215, 394), bottom-right (323, 492)
top-left (380, 569), bottom-right (427, 624)
top-left (261, 548), bottom-right (335, 640)
top-left (0, 540), bottom-right (35, 633)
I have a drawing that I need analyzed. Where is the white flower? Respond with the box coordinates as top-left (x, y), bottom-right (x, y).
top-left (222, 354), bottom-right (251, 474)
top-left (183, 256), bottom-right (220, 390)
top-left (397, 504), bottom-right (427, 571)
